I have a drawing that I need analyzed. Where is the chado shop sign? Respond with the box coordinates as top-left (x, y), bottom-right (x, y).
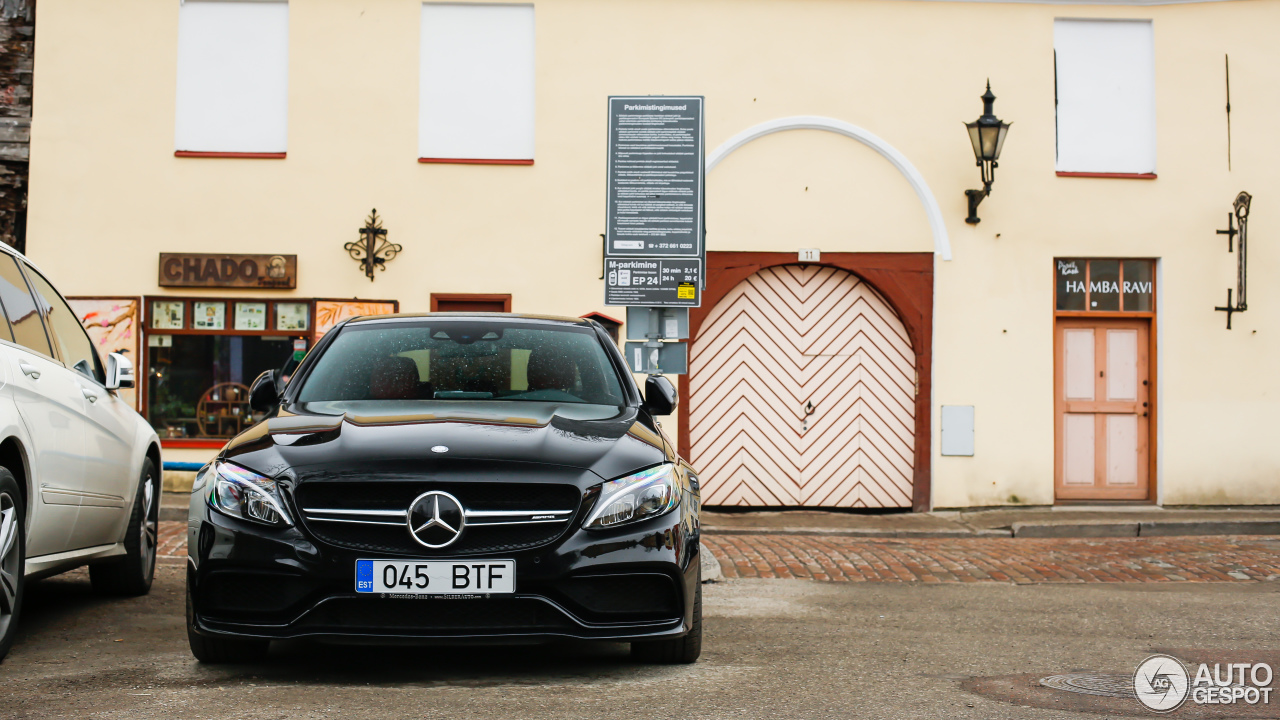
top-left (159, 253), bottom-right (297, 289)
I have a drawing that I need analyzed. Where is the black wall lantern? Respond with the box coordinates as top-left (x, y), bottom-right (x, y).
top-left (964, 81), bottom-right (1011, 225)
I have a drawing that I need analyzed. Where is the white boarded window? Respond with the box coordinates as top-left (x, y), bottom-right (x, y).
top-left (1054, 19), bottom-right (1156, 175)
top-left (175, 0), bottom-right (289, 155)
top-left (419, 3), bottom-right (535, 162)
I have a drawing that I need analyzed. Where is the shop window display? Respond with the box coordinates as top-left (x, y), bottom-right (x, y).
top-left (148, 334), bottom-right (294, 438)
top-left (143, 297), bottom-right (397, 440)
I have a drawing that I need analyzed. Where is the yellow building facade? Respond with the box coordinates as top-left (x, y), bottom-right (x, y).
top-left (24, 0), bottom-right (1280, 508)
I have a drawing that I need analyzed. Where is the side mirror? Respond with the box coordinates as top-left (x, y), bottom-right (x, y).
top-left (104, 352), bottom-right (135, 390)
top-left (249, 369), bottom-right (282, 412)
top-left (643, 375), bottom-right (678, 416)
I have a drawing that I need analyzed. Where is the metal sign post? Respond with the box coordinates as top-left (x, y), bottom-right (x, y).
top-left (623, 307), bottom-right (689, 374)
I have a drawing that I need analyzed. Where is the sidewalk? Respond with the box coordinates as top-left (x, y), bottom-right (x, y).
top-left (702, 506), bottom-right (1280, 539)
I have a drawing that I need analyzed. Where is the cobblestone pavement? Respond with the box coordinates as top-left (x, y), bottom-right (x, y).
top-left (704, 533), bottom-right (1280, 583)
top-left (158, 520), bottom-right (186, 562)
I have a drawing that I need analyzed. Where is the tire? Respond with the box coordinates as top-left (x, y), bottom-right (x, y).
top-left (89, 458), bottom-right (158, 596)
top-left (631, 567), bottom-right (702, 664)
top-left (0, 468), bottom-right (26, 663)
top-left (186, 579), bottom-right (269, 664)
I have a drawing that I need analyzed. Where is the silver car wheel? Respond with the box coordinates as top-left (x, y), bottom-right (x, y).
top-left (0, 492), bottom-right (19, 637)
top-left (140, 476), bottom-right (156, 579)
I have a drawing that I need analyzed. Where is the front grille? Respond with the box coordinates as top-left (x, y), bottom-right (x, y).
top-left (294, 481), bottom-right (582, 556)
top-left (297, 597), bottom-right (576, 633)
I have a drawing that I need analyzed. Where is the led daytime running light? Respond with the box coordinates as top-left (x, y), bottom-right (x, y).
top-left (206, 461), bottom-right (293, 527)
top-left (585, 464), bottom-right (679, 529)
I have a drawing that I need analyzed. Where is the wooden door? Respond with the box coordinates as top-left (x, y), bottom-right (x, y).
top-left (431, 293), bottom-right (512, 313)
top-left (688, 265), bottom-right (915, 507)
top-left (1054, 318), bottom-right (1150, 500)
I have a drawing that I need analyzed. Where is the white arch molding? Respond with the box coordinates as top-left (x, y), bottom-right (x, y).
top-left (705, 116), bottom-right (952, 261)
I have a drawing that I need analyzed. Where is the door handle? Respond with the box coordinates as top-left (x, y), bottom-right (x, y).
top-left (81, 387), bottom-right (99, 403)
top-left (18, 361), bottom-right (40, 380)
top-left (804, 400), bottom-right (816, 417)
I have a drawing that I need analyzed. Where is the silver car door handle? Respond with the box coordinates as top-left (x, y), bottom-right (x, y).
top-left (18, 361), bottom-right (40, 380)
top-left (81, 387), bottom-right (99, 403)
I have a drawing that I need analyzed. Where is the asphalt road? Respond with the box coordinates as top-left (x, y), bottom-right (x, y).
top-left (0, 563), bottom-right (1277, 719)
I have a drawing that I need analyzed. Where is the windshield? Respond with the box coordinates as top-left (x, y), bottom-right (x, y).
top-left (296, 320), bottom-right (626, 406)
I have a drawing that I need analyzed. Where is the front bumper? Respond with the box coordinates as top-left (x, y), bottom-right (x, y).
top-left (187, 502), bottom-right (699, 644)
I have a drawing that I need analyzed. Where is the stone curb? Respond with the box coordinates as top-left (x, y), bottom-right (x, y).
top-left (1012, 522), bottom-right (1138, 538)
top-left (703, 526), bottom-right (1012, 539)
top-left (704, 522), bottom-right (1280, 539)
top-left (1139, 520), bottom-right (1280, 537)
top-left (699, 544), bottom-right (722, 583)
top-left (1010, 520), bottom-right (1280, 538)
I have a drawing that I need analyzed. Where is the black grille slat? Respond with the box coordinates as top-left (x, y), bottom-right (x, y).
top-left (294, 482), bottom-right (581, 556)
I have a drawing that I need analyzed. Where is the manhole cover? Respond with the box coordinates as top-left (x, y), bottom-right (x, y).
top-left (1040, 673), bottom-right (1136, 698)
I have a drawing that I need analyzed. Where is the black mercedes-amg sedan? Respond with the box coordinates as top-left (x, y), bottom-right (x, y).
top-left (185, 314), bottom-right (702, 664)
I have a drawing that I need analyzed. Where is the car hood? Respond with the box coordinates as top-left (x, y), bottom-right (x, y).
top-left (221, 400), bottom-right (670, 481)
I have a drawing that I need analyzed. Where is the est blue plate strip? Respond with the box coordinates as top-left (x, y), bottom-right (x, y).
top-left (356, 559), bottom-right (374, 593)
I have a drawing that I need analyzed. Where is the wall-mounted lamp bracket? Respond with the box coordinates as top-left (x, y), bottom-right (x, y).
top-left (1214, 191), bottom-right (1251, 329)
top-left (964, 174), bottom-right (993, 225)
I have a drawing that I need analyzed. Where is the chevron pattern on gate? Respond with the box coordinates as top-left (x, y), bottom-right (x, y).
top-left (689, 265), bottom-right (916, 508)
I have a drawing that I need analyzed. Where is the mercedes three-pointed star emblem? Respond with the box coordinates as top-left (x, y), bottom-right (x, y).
top-left (407, 490), bottom-right (466, 549)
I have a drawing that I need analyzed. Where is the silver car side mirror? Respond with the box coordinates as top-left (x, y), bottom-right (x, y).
top-left (105, 352), bottom-right (135, 390)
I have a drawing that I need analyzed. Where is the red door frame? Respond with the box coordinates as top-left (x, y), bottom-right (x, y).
top-left (677, 251), bottom-right (935, 511)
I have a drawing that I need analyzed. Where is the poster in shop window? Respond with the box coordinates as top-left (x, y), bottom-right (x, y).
top-left (67, 296), bottom-right (141, 411)
top-left (314, 299), bottom-right (399, 339)
top-left (192, 301), bottom-right (225, 330)
top-left (151, 300), bottom-right (184, 330)
top-left (234, 302), bottom-right (267, 331)
top-left (276, 302), bottom-right (309, 331)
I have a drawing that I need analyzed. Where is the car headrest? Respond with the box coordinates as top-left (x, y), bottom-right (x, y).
top-left (369, 355), bottom-right (420, 400)
top-left (525, 349), bottom-right (577, 392)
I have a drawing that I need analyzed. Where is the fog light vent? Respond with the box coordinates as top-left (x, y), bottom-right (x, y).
top-left (556, 573), bottom-right (679, 617)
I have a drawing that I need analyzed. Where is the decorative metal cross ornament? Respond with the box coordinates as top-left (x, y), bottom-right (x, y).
top-left (345, 209), bottom-right (402, 281)
top-left (1214, 191), bottom-right (1251, 329)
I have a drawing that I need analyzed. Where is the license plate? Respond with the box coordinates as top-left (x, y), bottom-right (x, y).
top-left (355, 559), bottom-right (515, 596)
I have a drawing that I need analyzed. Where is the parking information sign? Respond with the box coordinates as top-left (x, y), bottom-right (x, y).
top-left (605, 258), bottom-right (701, 307)
top-left (606, 97), bottom-right (704, 258)
top-left (605, 96), bottom-right (704, 308)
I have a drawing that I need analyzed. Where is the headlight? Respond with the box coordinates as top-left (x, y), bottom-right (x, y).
top-left (205, 460), bottom-right (292, 527)
top-left (584, 464), bottom-right (680, 529)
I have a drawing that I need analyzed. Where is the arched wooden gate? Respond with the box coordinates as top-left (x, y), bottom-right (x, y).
top-left (678, 252), bottom-right (934, 511)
